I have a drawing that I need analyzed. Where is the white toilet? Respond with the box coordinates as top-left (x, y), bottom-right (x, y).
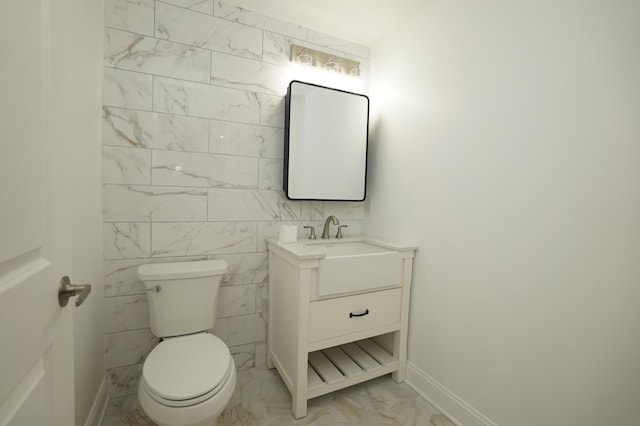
top-left (136, 260), bottom-right (236, 426)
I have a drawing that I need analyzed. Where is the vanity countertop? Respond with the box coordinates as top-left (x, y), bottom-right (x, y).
top-left (267, 234), bottom-right (418, 260)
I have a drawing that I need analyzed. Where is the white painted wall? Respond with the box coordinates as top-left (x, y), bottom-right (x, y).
top-left (366, 1), bottom-right (640, 425)
top-left (67, 0), bottom-right (105, 423)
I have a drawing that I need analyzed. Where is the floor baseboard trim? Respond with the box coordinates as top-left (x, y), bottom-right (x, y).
top-left (405, 362), bottom-right (497, 426)
top-left (84, 376), bottom-right (109, 426)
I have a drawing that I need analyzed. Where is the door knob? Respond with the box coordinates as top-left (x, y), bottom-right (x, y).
top-left (58, 276), bottom-right (92, 307)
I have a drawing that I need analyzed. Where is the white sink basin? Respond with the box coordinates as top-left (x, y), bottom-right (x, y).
top-left (304, 241), bottom-right (402, 296)
top-left (304, 241), bottom-right (391, 256)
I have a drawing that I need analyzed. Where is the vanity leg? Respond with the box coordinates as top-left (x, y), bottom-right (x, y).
top-left (292, 394), bottom-right (307, 419)
top-left (392, 329), bottom-right (406, 382)
top-left (391, 327), bottom-right (408, 382)
top-left (292, 351), bottom-right (308, 418)
top-left (393, 257), bottom-right (413, 383)
top-left (392, 365), bottom-right (406, 383)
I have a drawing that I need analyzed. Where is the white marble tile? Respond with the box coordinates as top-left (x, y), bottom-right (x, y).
top-left (103, 67), bottom-right (153, 110)
top-left (203, 16), bottom-right (263, 60)
top-left (340, 220), bottom-right (365, 236)
top-left (209, 120), bottom-right (283, 159)
top-left (210, 51), bottom-right (290, 96)
top-left (307, 30), bottom-right (371, 59)
top-left (214, 1), bottom-right (307, 39)
top-left (228, 343), bottom-right (256, 371)
top-left (103, 184), bottom-right (208, 222)
top-left (153, 76), bottom-right (261, 124)
top-left (104, 0), bottom-right (154, 36)
top-left (211, 312), bottom-right (266, 347)
top-left (102, 368), bottom-right (443, 425)
top-left (102, 107), bottom-right (157, 148)
top-left (104, 28), bottom-right (211, 83)
top-left (301, 201), bottom-right (366, 221)
top-left (105, 328), bottom-right (158, 369)
top-left (100, 394), bottom-right (146, 426)
top-left (105, 363), bottom-right (143, 398)
top-left (156, 114), bottom-right (209, 152)
top-left (260, 94), bottom-right (285, 127)
top-left (256, 220), bottom-right (301, 251)
top-left (103, 259), bottom-right (150, 297)
top-left (102, 146), bottom-right (152, 185)
top-left (154, 1), bottom-right (211, 46)
top-left (254, 342), bottom-right (267, 368)
top-left (255, 281), bottom-right (267, 313)
top-left (259, 158), bottom-right (283, 190)
top-left (102, 368), bottom-right (444, 425)
top-left (151, 150), bottom-right (259, 188)
top-left (262, 31), bottom-right (293, 66)
top-left (161, 0), bottom-right (214, 15)
top-left (207, 189), bottom-right (300, 221)
top-left (104, 295), bottom-right (150, 333)
top-left (218, 284), bottom-right (256, 318)
top-left (155, 2), bottom-right (262, 60)
top-left (213, 252), bottom-right (268, 286)
top-left (151, 221), bottom-right (258, 257)
top-left (103, 223), bottom-right (151, 260)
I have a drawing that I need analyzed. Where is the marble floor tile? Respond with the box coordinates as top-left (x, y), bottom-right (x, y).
top-left (102, 368), bottom-right (449, 426)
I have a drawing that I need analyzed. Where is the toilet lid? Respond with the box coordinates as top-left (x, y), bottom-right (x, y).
top-left (143, 333), bottom-right (231, 401)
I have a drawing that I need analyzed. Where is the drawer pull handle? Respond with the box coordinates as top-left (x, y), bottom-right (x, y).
top-left (349, 309), bottom-right (369, 318)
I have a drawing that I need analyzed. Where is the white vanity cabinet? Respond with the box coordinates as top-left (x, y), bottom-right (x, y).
top-left (267, 236), bottom-right (416, 418)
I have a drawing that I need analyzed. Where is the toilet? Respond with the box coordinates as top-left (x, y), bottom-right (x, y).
top-left (136, 260), bottom-right (236, 426)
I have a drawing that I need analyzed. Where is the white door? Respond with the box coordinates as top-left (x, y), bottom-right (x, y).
top-left (0, 1), bottom-right (83, 424)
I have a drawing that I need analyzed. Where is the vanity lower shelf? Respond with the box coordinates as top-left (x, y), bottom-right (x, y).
top-left (306, 338), bottom-right (398, 399)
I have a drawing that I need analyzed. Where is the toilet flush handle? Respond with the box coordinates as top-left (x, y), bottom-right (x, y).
top-left (146, 285), bottom-right (162, 293)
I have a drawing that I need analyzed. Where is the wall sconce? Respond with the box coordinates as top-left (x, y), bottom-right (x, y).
top-left (290, 44), bottom-right (361, 78)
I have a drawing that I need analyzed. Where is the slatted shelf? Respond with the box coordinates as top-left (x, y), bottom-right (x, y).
top-left (307, 364), bottom-right (324, 392)
top-left (323, 346), bottom-right (364, 379)
top-left (306, 338), bottom-right (398, 399)
top-left (357, 339), bottom-right (396, 365)
top-left (341, 342), bottom-right (382, 372)
top-left (308, 351), bottom-right (343, 384)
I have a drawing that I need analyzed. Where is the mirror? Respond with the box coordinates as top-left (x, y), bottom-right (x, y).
top-left (284, 81), bottom-right (369, 201)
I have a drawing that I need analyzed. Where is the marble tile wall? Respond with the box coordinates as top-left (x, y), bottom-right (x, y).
top-left (102, 0), bottom-right (371, 398)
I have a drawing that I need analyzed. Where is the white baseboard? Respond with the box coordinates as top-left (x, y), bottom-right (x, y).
top-left (405, 362), bottom-right (497, 426)
top-left (84, 376), bottom-right (109, 426)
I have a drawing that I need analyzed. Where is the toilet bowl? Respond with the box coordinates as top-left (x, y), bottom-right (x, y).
top-left (138, 333), bottom-right (236, 426)
top-left (136, 260), bottom-right (236, 426)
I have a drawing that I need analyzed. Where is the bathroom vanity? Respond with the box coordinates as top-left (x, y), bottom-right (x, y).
top-left (267, 236), bottom-right (416, 418)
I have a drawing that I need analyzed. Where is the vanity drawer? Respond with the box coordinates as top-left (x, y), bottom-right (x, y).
top-left (308, 288), bottom-right (402, 343)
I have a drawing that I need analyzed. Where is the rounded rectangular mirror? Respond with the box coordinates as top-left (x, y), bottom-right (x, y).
top-left (284, 81), bottom-right (369, 201)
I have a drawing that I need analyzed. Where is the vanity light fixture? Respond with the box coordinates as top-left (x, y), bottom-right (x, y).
top-left (290, 44), bottom-right (361, 78)
top-left (294, 47), bottom-right (313, 66)
top-left (324, 57), bottom-right (339, 73)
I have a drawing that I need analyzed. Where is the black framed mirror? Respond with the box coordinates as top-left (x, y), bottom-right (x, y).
top-left (283, 81), bottom-right (369, 201)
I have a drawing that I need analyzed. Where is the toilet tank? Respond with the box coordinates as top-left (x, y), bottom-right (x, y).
top-left (137, 260), bottom-right (228, 338)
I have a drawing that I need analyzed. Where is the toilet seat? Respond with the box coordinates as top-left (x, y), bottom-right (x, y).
top-left (142, 333), bottom-right (232, 407)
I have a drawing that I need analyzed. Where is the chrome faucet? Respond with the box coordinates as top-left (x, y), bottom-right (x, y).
top-left (321, 215), bottom-right (339, 239)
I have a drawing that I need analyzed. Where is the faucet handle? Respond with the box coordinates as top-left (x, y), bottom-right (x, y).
top-left (336, 225), bottom-right (348, 239)
top-left (303, 225), bottom-right (316, 240)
